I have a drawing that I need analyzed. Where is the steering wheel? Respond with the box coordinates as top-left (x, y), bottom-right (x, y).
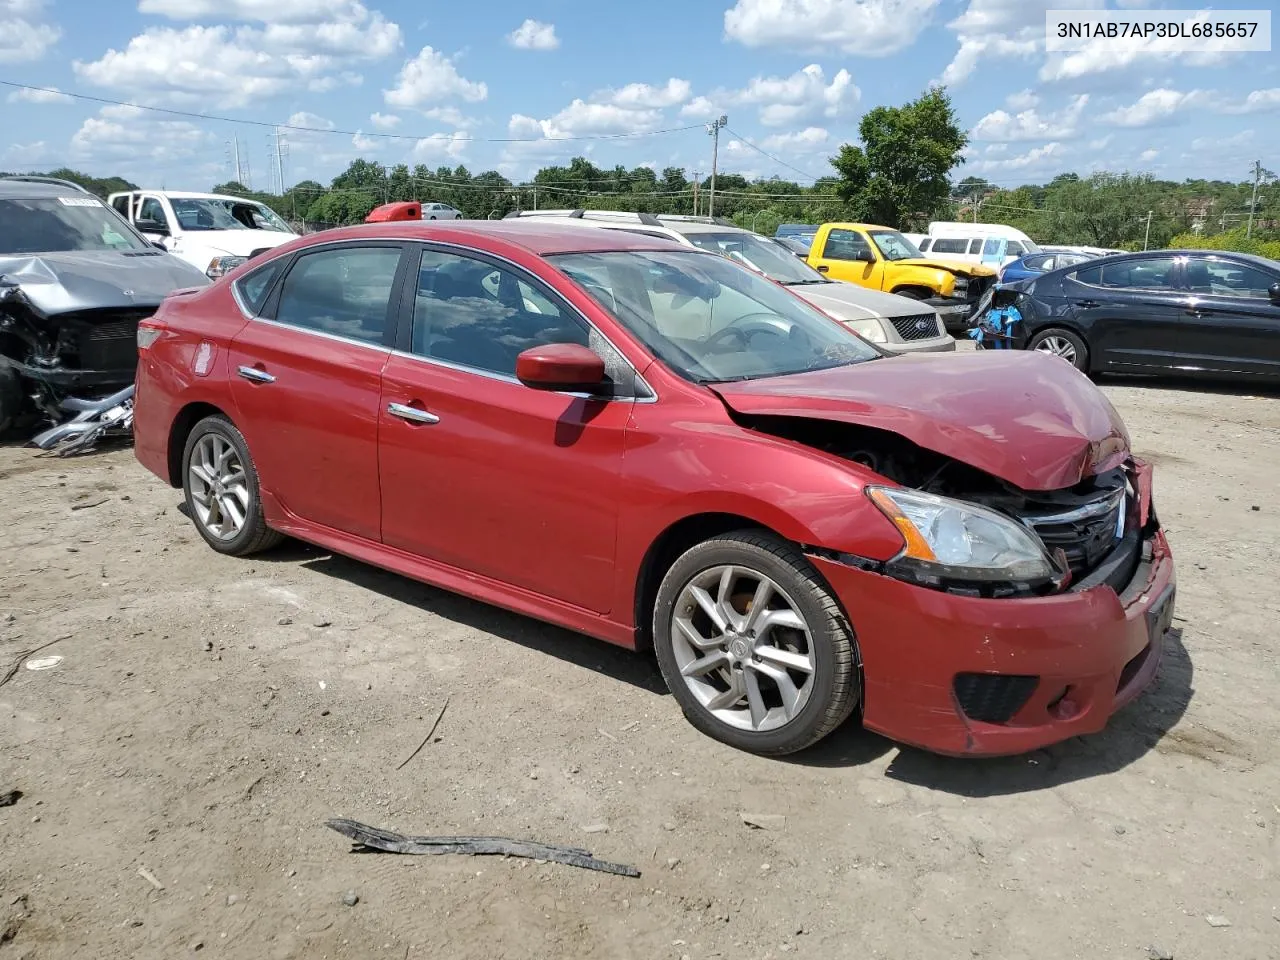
top-left (704, 312), bottom-right (792, 351)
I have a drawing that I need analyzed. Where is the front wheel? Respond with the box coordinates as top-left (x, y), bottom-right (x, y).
top-left (652, 531), bottom-right (859, 755)
top-left (181, 415), bottom-right (283, 556)
top-left (1027, 327), bottom-right (1089, 372)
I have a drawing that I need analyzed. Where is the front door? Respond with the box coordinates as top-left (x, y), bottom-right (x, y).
top-left (809, 228), bottom-right (883, 289)
top-left (378, 246), bottom-right (635, 614)
top-left (228, 242), bottom-right (408, 541)
top-left (1179, 255), bottom-right (1280, 377)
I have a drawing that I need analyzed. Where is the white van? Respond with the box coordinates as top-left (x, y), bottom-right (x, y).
top-left (918, 221), bottom-right (1040, 266)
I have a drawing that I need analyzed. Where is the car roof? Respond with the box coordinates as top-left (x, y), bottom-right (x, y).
top-left (825, 222), bottom-right (894, 231)
top-left (0, 179), bottom-right (92, 200)
top-left (310, 219), bottom-right (694, 256)
top-left (1103, 249), bottom-right (1277, 269)
top-left (118, 190), bottom-right (268, 203)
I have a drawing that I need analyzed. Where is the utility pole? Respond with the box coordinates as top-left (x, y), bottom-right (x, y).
top-left (1143, 210), bottom-right (1153, 250)
top-left (532, 184), bottom-right (538, 211)
top-left (1247, 159), bottom-right (1262, 237)
top-left (972, 188), bottom-right (980, 223)
top-left (692, 172), bottom-right (700, 216)
top-left (706, 115), bottom-right (727, 218)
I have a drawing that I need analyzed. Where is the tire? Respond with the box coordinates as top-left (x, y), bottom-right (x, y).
top-left (1027, 327), bottom-right (1089, 372)
top-left (428, 215), bottom-right (437, 220)
top-left (652, 530), bottom-right (859, 756)
top-left (0, 365), bottom-right (23, 437)
top-left (892, 289), bottom-right (925, 299)
top-left (181, 415), bottom-right (283, 556)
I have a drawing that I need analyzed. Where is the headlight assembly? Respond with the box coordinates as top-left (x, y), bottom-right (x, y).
top-left (867, 486), bottom-right (1057, 585)
top-left (206, 255), bottom-right (248, 279)
top-left (841, 317), bottom-right (889, 343)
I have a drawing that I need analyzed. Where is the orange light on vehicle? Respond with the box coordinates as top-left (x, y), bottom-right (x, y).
top-left (866, 488), bottom-right (938, 562)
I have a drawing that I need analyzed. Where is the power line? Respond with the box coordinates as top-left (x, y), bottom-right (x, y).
top-left (0, 80), bottom-right (707, 143)
top-left (724, 128), bottom-right (827, 183)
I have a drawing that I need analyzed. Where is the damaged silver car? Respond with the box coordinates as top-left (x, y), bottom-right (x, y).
top-left (0, 176), bottom-right (209, 437)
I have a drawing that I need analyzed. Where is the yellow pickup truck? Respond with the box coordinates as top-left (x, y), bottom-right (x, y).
top-left (805, 222), bottom-right (997, 332)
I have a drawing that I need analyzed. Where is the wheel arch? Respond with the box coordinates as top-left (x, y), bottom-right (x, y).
top-left (889, 284), bottom-right (934, 300)
top-left (166, 401), bottom-right (231, 487)
top-left (1026, 323), bottom-right (1092, 372)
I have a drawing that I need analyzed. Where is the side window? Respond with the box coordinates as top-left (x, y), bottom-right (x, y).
top-left (235, 260), bottom-right (284, 315)
top-left (917, 238), bottom-right (932, 252)
top-left (411, 250), bottom-right (636, 395)
top-left (1185, 258), bottom-right (1275, 299)
top-left (1005, 240), bottom-right (1025, 255)
top-left (1102, 258), bottom-right (1176, 290)
top-left (138, 197), bottom-right (166, 226)
top-left (821, 229), bottom-right (871, 261)
top-left (111, 196), bottom-right (131, 216)
top-left (273, 246), bottom-right (402, 346)
top-left (930, 238), bottom-right (968, 254)
top-left (967, 239), bottom-right (983, 254)
top-left (1074, 264), bottom-right (1102, 286)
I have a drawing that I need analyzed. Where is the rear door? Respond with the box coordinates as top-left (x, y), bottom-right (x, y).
top-left (228, 241), bottom-right (409, 540)
top-left (1062, 256), bottom-right (1189, 373)
top-left (1179, 255), bottom-right (1280, 377)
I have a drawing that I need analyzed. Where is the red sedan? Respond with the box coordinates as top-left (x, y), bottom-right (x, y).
top-left (133, 221), bottom-right (1175, 757)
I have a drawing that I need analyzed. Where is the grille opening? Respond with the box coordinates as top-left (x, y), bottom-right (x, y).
top-left (953, 673), bottom-right (1038, 725)
top-left (889, 313), bottom-right (942, 342)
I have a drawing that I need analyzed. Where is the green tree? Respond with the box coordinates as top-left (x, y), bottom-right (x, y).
top-left (830, 86), bottom-right (967, 229)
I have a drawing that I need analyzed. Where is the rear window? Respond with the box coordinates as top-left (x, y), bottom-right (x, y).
top-left (930, 238), bottom-right (969, 254)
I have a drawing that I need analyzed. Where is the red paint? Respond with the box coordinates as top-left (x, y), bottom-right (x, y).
top-left (134, 220), bottom-right (1176, 757)
top-left (515, 343), bottom-right (606, 389)
top-left (365, 201), bottom-right (421, 222)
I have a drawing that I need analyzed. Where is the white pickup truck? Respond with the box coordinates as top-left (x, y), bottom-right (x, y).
top-left (107, 190), bottom-right (297, 279)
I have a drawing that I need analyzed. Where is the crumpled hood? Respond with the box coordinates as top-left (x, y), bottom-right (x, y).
top-left (895, 257), bottom-right (997, 278)
top-left (170, 229), bottom-right (295, 258)
top-left (791, 281), bottom-right (933, 321)
top-left (711, 350), bottom-right (1130, 491)
top-left (0, 250), bottom-right (209, 317)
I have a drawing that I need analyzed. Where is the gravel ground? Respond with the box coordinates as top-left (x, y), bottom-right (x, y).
top-left (1, 378), bottom-right (1278, 960)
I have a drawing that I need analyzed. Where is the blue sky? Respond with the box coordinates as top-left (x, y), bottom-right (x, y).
top-left (1, 0), bottom-right (1277, 191)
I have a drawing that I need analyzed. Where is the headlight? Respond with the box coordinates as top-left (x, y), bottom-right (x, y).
top-left (952, 277), bottom-right (970, 295)
top-left (206, 255), bottom-right (247, 279)
top-left (867, 486), bottom-right (1056, 584)
top-left (841, 317), bottom-right (888, 343)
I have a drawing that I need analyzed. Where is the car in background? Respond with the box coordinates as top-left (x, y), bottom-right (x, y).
top-left (776, 234), bottom-right (812, 257)
top-left (983, 249), bottom-right (1280, 379)
top-left (108, 189), bottom-right (297, 279)
top-left (998, 250), bottom-right (1097, 284)
top-left (804, 222), bottom-right (997, 332)
top-left (133, 218), bottom-right (1175, 758)
top-left (1041, 244), bottom-right (1126, 258)
top-left (0, 176), bottom-right (208, 433)
top-left (917, 222), bottom-right (1040, 266)
top-left (775, 222), bottom-right (817, 244)
top-left (422, 202), bottom-right (464, 220)
top-left (505, 210), bottom-right (955, 353)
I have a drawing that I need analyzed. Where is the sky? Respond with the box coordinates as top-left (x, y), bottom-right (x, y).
top-left (1, 0), bottom-right (1277, 193)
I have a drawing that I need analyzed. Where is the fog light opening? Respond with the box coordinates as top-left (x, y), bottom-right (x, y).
top-left (1047, 686), bottom-right (1079, 720)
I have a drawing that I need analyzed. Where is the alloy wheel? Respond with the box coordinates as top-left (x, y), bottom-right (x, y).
top-left (1034, 335), bottom-right (1078, 364)
top-left (669, 565), bottom-right (816, 732)
top-left (187, 433), bottom-right (250, 540)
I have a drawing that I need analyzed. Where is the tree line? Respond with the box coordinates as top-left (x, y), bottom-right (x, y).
top-left (6, 88), bottom-right (1274, 253)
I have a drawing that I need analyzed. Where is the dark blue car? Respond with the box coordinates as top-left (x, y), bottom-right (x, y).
top-left (998, 251), bottom-right (1095, 284)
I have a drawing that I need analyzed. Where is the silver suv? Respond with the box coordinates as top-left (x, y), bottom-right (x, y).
top-left (504, 210), bottom-right (955, 354)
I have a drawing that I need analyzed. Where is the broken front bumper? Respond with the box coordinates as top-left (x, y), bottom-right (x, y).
top-left (927, 297), bottom-right (975, 333)
top-left (809, 528), bottom-right (1175, 758)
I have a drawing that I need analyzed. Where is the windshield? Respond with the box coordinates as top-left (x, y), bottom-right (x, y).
top-left (549, 249), bottom-right (880, 384)
top-left (171, 198), bottom-right (292, 233)
top-left (684, 232), bottom-right (826, 284)
top-left (0, 197), bottom-right (150, 254)
top-left (868, 230), bottom-right (922, 261)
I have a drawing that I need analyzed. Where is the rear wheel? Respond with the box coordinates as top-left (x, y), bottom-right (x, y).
top-left (1027, 327), bottom-right (1089, 372)
top-left (181, 415), bottom-right (283, 556)
top-left (652, 531), bottom-right (859, 755)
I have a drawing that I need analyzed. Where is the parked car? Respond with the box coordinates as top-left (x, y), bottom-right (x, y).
top-left (805, 222), bottom-right (998, 332)
top-left (998, 250), bottom-right (1096, 284)
top-left (505, 211), bottom-right (954, 353)
top-left (919, 221), bottom-right (1040, 266)
top-left (776, 235), bottom-right (812, 257)
top-left (0, 176), bottom-right (209, 433)
top-left (978, 250), bottom-right (1280, 379)
top-left (108, 190), bottom-right (296, 279)
top-left (134, 219), bottom-right (1175, 758)
top-left (423, 202), bottom-right (464, 220)
top-left (775, 222), bottom-right (817, 244)
top-left (1041, 244), bottom-right (1126, 258)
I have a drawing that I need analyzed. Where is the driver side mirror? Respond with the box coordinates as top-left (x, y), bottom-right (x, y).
top-left (136, 218), bottom-right (169, 236)
top-left (1270, 282), bottom-right (1280, 303)
top-left (855, 249), bottom-right (875, 263)
top-left (516, 343), bottom-right (605, 392)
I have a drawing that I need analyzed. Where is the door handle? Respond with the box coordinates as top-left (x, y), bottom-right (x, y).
top-left (387, 402), bottom-right (440, 425)
top-left (1075, 299), bottom-right (1099, 308)
top-left (816, 265), bottom-right (830, 273)
top-left (237, 365), bottom-right (275, 384)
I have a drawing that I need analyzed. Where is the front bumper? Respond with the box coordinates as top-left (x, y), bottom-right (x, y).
top-left (927, 297), bottom-right (974, 332)
top-left (882, 335), bottom-right (957, 355)
top-left (809, 529), bottom-right (1175, 757)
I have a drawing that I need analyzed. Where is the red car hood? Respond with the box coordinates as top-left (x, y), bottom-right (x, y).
top-left (711, 351), bottom-right (1130, 491)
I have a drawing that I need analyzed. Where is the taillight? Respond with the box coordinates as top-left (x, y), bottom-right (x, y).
top-left (137, 322), bottom-right (164, 350)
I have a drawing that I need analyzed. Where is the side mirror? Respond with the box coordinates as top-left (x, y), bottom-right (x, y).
top-left (137, 219), bottom-right (169, 236)
top-left (150, 240), bottom-right (168, 250)
top-left (515, 343), bottom-right (606, 392)
top-left (1270, 282), bottom-right (1280, 303)
top-left (856, 249), bottom-right (875, 263)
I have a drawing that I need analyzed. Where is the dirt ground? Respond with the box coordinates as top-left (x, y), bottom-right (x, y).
top-left (1, 377), bottom-right (1278, 960)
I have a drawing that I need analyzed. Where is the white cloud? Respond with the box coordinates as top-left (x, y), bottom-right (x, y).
top-left (139, 0), bottom-right (375, 21)
top-left (970, 141), bottom-right (1067, 174)
top-left (680, 95), bottom-right (721, 120)
top-left (1139, 148), bottom-right (1159, 162)
top-left (971, 94), bottom-right (1088, 142)
top-left (1226, 88), bottom-right (1280, 115)
top-left (1005, 88), bottom-right (1038, 111)
top-left (3, 140), bottom-right (50, 166)
top-left (600, 78), bottom-right (691, 110)
top-left (724, 0), bottom-right (938, 56)
top-left (760, 127), bottom-right (829, 151)
top-left (512, 101), bottom-right (663, 140)
top-left (730, 63), bottom-right (859, 126)
top-left (370, 111), bottom-right (400, 130)
top-left (1101, 88), bottom-right (1209, 127)
top-left (384, 46), bottom-right (488, 109)
top-left (0, 0), bottom-right (60, 63)
top-left (74, 14), bottom-right (400, 107)
top-left (70, 103), bottom-right (216, 167)
top-left (287, 110), bottom-right (335, 130)
top-left (422, 105), bottom-right (476, 127)
top-left (351, 130), bottom-right (381, 152)
top-left (1189, 129), bottom-right (1252, 151)
top-left (506, 18), bottom-right (558, 51)
top-left (412, 131), bottom-right (468, 162)
top-left (1088, 134), bottom-right (1112, 150)
top-left (1040, 10), bottom-right (1236, 82)
top-left (6, 84), bottom-right (71, 104)
top-left (939, 0), bottom-right (1084, 85)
